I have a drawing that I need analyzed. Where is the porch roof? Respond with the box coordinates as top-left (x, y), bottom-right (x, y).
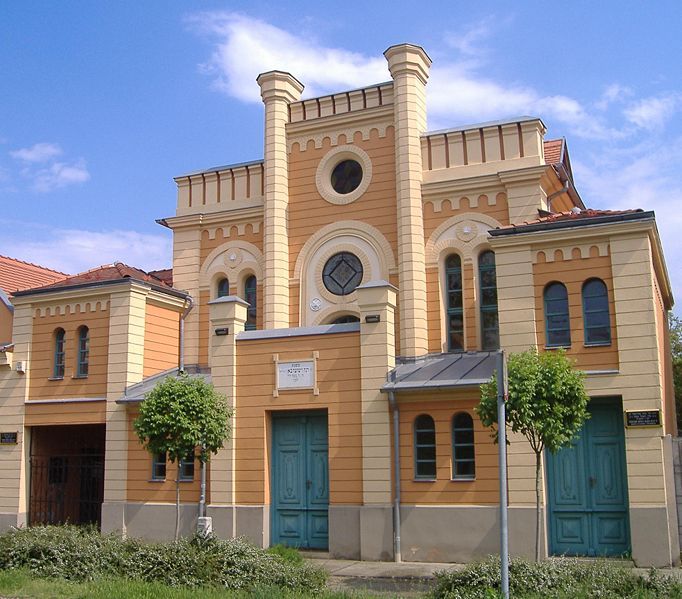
top-left (382, 351), bottom-right (497, 393)
top-left (117, 365), bottom-right (211, 403)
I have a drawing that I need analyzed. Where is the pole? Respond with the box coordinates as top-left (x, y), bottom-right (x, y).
top-left (497, 350), bottom-right (509, 599)
top-left (389, 391), bottom-right (402, 562)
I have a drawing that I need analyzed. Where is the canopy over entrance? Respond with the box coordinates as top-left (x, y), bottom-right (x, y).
top-left (382, 351), bottom-right (497, 393)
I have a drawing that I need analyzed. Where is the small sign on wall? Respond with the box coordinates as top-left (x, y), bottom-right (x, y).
top-left (273, 352), bottom-right (319, 397)
top-left (624, 409), bottom-right (662, 428)
top-left (0, 432), bottom-right (18, 445)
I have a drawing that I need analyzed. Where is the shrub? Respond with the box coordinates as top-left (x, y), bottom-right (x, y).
top-left (431, 556), bottom-right (682, 599)
top-left (267, 544), bottom-right (305, 565)
top-left (0, 526), bottom-right (326, 594)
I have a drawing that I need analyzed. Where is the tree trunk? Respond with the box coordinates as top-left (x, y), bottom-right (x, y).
top-left (535, 450), bottom-right (542, 562)
top-left (175, 476), bottom-right (181, 541)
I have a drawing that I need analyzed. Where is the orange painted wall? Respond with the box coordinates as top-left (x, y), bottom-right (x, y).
top-left (126, 409), bottom-right (202, 503)
top-left (234, 330), bottom-right (362, 506)
top-left (0, 303), bottom-right (11, 344)
top-left (29, 302), bottom-right (110, 399)
top-left (426, 267), bottom-right (441, 353)
top-left (423, 192), bottom-right (510, 240)
top-left (533, 249), bottom-right (619, 371)
top-left (287, 128), bottom-right (398, 278)
top-left (143, 303), bottom-right (180, 378)
top-left (25, 400), bottom-right (106, 426)
top-left (398, 392), bottom-right (499, 505)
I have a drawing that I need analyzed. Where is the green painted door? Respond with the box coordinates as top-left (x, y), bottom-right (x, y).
top-left (271, 412), bottom-right (329, 549)
top-left (547, 398), bottom-right (630, 556)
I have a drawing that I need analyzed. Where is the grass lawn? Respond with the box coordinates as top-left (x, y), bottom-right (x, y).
top-left (0, 570), bottom-right (369, 599)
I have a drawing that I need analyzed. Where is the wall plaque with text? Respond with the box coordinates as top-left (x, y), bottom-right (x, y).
top-left (624, 410), bottom-right (662, 428)
top-left (278, 361), bottom-right (315, 390)
top-left (0, 432), bottom-right (18, 445)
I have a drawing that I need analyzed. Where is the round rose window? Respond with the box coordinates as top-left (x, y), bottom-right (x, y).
top-left (330, 160), bottom-right (363, 195)
top-left (322, 252), bottom-right (363, 296)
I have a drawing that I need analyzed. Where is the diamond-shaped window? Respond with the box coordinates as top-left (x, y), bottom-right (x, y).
top-left (322, 252), bottom-right (363, 296)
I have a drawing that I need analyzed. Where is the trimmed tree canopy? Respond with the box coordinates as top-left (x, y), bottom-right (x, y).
top-left (133, 373), bottom-right (232, 464)
top-left (477, 348), bottom-right (589, 454)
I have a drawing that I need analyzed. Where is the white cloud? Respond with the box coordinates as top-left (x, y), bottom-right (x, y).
top-left (595, 84), bottom-right (632, 111)
top-left (574, 138), bottom-right (682, 303)
top-left (189, 12), bottom-right (387, 103)
top-left (32, 160), bottom-right (90, 193)
top-left (0, 225), bottom-right (172, 276)
top-left (5, 142), bottom-right (90, 193)
top-left (623, 94), bottom-right (680, 130)
top-left (188, 12), bottom-right (620, 140)
top-left (10, 142), bottom-right (63, 163)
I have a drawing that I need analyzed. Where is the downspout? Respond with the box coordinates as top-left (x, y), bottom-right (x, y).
top-left (179, 295), bottom-right (194, 373)
top-left (388, 390), bottom-right (402, 563)
top-left (546, 183), bottom-right (569, 213)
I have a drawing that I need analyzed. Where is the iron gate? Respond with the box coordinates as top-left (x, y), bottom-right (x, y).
top-left (29, 452), bottom-right (104, 526)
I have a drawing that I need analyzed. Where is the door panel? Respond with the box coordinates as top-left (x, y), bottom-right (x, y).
top-left (272, 412), bottom-right (329, 549)
top-left (547, 399), bottom-right (630, 557)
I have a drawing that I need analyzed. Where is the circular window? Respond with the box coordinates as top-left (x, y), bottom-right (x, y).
top-left (331, 160), bottom-right (363, 195)
top-left (315, 145), bottom-right (372, 205)
top-left (322, 252), bottom-right (363, 296)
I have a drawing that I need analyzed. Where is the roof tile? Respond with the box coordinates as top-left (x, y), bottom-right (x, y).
top-left (0, 255), bottom-right (67, 295)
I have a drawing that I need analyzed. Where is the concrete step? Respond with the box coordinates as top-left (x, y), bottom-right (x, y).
top-left (306, 557), bottom-right (462, 597)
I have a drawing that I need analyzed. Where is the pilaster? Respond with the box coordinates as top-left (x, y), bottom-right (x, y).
top-left (207, 296), bottom-right (247, 511)
top-left (385, 44), bottom-right (431, 357)
top-left (0, 303), bottom-right (32, 527)
top-left (257, 71), bottom-right (304, 329)
top-left (102, 284), bottom-right (149, 534)
top-left (356, 282), bottom-right (397, 505)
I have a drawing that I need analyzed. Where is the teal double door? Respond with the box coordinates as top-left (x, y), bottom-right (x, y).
top-left (547, 398), bottom-right (630, 556)
top-left (271, 412), bottom-right (329, 549)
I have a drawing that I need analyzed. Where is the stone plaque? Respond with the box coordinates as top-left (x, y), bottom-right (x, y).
top-left (278, 361), bottom-right (315, 390)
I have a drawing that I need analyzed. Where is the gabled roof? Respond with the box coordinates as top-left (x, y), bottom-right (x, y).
top-left (13, 262), bottom-right (186, 299)
top-left (117, 365), bottom-right (210, 403)
top-left (0, 255), bottom-right (67, 295)
top-left (490, 208), bottom-right (650, 237)
top-left (148, 268), bottom-right (173, 286)
top-left (382, 351), bottom-right (497, 392)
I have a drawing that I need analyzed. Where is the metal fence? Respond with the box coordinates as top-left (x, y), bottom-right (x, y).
top-left (29, 453), bottom-right (104, 526)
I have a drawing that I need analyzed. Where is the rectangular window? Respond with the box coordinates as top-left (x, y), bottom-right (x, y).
top-left (151, 452), bottom-right (166, 481)
top-left (179, 454), bottom-right (195, 481)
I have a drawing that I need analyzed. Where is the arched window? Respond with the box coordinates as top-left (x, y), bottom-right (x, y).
top-left (446, 254), bottom-right (464, 351)
top-left (217, 277), bottom-right (229, 298)
top-left (331, 314), bottom-right (360, 324)
top-left (582, 278), bottom-right (611, 345)
top-left (544, 283), bottom-right (571, 347)
top-left (244, 275), bottom-right (257, 331)
top-left (452, 412), bottom-right (475, 479)
top-left (478, 250), bottom-right (499, 350)
top-left (414, 414), bottom-right (436, 479)
top-left (53, 328), bottom-right (65, 379)
top-left (77, 326), bottom-right (89, 377)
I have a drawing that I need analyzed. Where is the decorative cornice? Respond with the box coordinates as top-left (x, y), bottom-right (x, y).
top-left (159, 206), bottom-right (264, 231)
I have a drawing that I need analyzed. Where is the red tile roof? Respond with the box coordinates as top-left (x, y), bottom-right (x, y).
top-left (148, 268), bottom-right (173, 286)
top-left (16, 262), bottom-right (174, 295)
top-left (0, 255), bottom-right (68, 295)
top-left (492, 208), bottom-right (647, 234)
top-left (544, 139), bottom-right (563, 165)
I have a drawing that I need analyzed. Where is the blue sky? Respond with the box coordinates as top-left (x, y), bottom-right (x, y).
top-left (1, 1), bottom-right (680, 305)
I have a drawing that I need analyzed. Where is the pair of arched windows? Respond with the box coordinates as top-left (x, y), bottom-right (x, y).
top-left (445, 250), bottom-right (499, 352)
top-left (414, 413), bottom-right (475, 480)
top-left (53, 326), bottom-right (89, 379)
top-left (543, 278), bottom-right (611, 347)
top-left (216, 275), bottom-right (257, 330)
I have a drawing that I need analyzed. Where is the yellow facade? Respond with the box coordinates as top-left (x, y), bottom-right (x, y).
top-left (0, 43), bottom-right (678, 565)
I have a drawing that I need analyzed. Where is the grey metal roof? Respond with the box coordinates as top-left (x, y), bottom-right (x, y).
top-left (117, 365), bottom-right (211, 403)
top-left (382, 351), bottom-right (497, 393)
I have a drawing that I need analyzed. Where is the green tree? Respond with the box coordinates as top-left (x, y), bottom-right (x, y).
top-left (670, 314), bottom-right (682, 432)
top-left (133, 373), bottom-right (232, 540)
top-left (477, 349), bottom-right (589, 561)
